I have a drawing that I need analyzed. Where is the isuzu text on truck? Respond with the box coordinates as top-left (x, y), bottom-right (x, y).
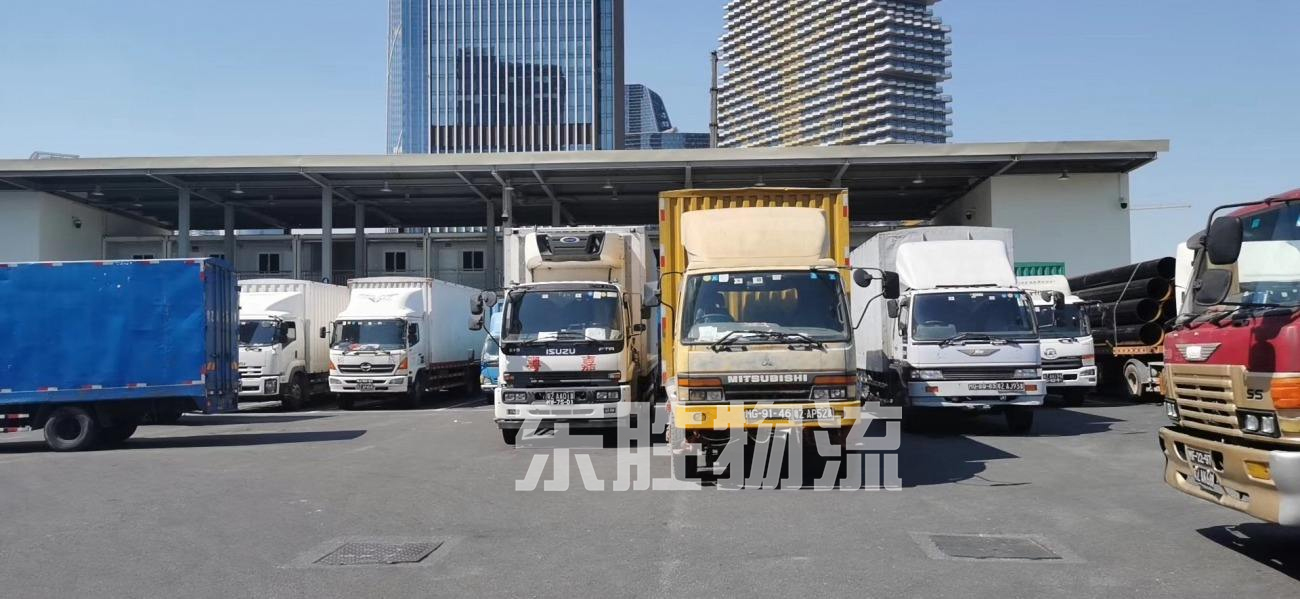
top-left (330, 277), bottom-right (484, 409)
top-left (658, 188), bottom-right (880, 480)
top-left (0, 259), bottom-right (238, 451)
top-left (853, 227), bottom-right (1045, 432)
top-left (1018, 275), bottom-right (1098, 407)
top-left (238, 279), bottom-right (349, 409)
top-left (1159, 188), bottom-right (1300, 525)
top-left (473, 227), bottom-right (657, 445)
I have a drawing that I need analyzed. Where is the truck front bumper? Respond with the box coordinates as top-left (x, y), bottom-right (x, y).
top-left (239, 376), bottom-right (281, 397)
top-left (907, 380), bottom-right (1046, 408)
top-left (671, 400), bottom-right (861, 430)
top-left (329, 374), bottom-right (410, 394)
top-left (1159, 426), bottom-right (1300, 526)
top-left (494, 384), bottom-right (632, 426)
top-left (1045, 367), bottom-right (1097, 389)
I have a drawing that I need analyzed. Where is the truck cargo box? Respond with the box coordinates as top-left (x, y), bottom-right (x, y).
top-left (0, 259), bottom-right (238, 412)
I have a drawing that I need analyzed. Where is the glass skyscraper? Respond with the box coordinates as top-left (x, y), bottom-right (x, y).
top-left (387, 0), bottom-right (624, 154)
top-left (623, 83), bottom-right (711, 150)
top-left (718, 0), bottom-right (952, 147)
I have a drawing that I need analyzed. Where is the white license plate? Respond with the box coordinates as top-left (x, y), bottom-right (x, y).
top-left (967, 382), bottom-right (1026, 392)
top-left (357, 381), bottom-right (375, 391)
top-left (1045, 373), bottom-right (1063, 384)
top-left (744, 407), bottom-right (836, 422)
top-left (1186, 447), bottom-right (1223, 495)
top-left (543, 391), bottom-right (576, 404)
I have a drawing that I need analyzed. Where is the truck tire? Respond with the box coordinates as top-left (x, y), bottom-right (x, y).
top-left (101, 422), bottom-right (139, 445)
top-left (282, 373), bottom-right (308, 411)
top-left (501, 428), bottom-right (519, 445)
top-left (1005, 407), bottom-right (1034, 434)
top-left (1123, 361), bottom-right (1148, 402)
top-left (1061, 389), bottom-right (1087, 408)
top-left (405, 372), bottom-right (427, 409)
top-left (43, 406), bottom-right (100, 452)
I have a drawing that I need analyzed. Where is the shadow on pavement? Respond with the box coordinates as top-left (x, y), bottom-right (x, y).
top-left (1031, 407), bottom-right (1127, 437)
top-left (176, 414), bottom-right (336, 425)
top-left (899, 431), bottom-right (1021, 488)
top-left (122, 429), bottom-right (367, 449)
top-left (904, 407), bottom-right (1123, 438)
top-left (1197, 523), bottom-right (1300, 582)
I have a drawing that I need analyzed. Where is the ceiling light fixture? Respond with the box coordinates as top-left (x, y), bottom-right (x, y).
top-left (90, 185), bottom-right (104, 197)
top-left (602, 179), bottom-right (615, 190)
top-left (912, 174), bottom-right (925, 185)
top-left (232, 183), bottom-right (245, 195)
top-left (381, 181), bottom-right (393, 193)
top-left (754, 175), bottom-right (767, 187)
top-left (1058, 170), bottom-right (1071, 181)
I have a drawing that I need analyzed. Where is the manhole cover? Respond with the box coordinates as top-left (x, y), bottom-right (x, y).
top-left (911, 533), bottom-right (1081, 563)
top-left (314, 542), bottom-right (442, 566)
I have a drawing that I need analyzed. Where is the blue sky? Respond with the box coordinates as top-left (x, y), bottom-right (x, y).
top-left (1, 1), bottom-right (1297, 261)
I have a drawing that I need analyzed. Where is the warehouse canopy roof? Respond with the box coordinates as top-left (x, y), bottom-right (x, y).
top-left (0, 140), bottom-right (1167, 230)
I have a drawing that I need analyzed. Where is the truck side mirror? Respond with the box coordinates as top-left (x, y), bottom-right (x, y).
top-left (468, 313), bottom-right (485, 331)
top-left (469, 296), bottom-right (484, 316)
top-left (882, 272), bottom-right (901, 300)
top-left (852, 269), bottom-right (873, 288)
top-left (887, 299), bottom-right (900, 319)
top-left (643, 293), bottom-right (661, 309)
top-left (1206, 216), bottom-right (1243, 265)
top-left (640, 306), bottom-right (652, 320)
top-left (633, 323), bottom-right (647, 333)
top-left (319, 326), bottom-right (327, 339)
top-left (481, 290), bottom-right (499, 308)
top-left (1194, 269), bottom-right (1234, 307)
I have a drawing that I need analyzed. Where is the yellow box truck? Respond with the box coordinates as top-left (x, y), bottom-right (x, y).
top-left (657, 188), bottom-right (867, 480)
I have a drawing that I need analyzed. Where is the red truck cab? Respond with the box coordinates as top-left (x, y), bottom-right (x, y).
top-left (1159, 189), bottom-right (1300, 525)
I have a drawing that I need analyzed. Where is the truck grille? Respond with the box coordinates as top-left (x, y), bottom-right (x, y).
top-left (239, 366), bottom-right (263, 377)
top-left (336, 364), bottom-right (397, 375)
top-left (512, 371), bottom-right (619, 388)
top-left (1042, 357), bottom-right (1083, 370)
top-left (722, 384), bottom-right (814, 402)
top-left (938, 367), bottom-right (1021, 381)
top-left (1168, 365), bottom-right (1238, 436)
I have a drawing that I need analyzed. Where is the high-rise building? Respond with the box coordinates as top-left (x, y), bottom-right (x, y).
top-left (387, 0), bottom-right (625, 154)
top-left (717, 0), bottom-right (952, 147)
top-left (623, 83), bottom-right (712, 150)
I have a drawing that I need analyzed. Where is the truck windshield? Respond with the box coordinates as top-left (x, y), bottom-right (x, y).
top-left (1034, 304), bottom-right (1090, 339)
top-left (680, 270), bottom-right (849, 344)
top-left (239, 320), bottom-right (282, 347)
top-left (911, 291), bottom-right (1037, 342)
top-left (1197, 201), bottom-right (1300, 310)
top-left (503, 289), bottom-right (623, 342)
top-left (331, 319), bottom-right (406, 350)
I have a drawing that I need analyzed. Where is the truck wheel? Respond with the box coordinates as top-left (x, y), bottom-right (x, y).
top-left (282, 373), bottom-right (308, 411)
top-left (1005, 407), bottom-right (1034, 434)
top-left (43, 406), bottom-right (100, 452)
top-left (405, 372), bottom-right (427, 409)
top-left (101, 422), bottom-right (139, 445)
top-left (501, 428), bottom-right (519, 445)
top-left (1061, 389), bottom-right (1087, 408)
top-left (1123, 361), bottom-right (1147, 402)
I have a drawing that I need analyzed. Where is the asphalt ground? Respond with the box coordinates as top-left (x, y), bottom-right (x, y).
top-left (0, 392), bottom-right (1296, 598)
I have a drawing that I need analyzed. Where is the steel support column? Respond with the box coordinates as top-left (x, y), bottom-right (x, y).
top-left (223, 204), bottom-right (235, 267)
top-left (484, 201), bottom-right (497, 290)
top-left (354, 202), bottom-right (366, 279)
top-left (502, 185), bottom-right (514, 228)
top-left (551, 198), bottom-right (562, 226)
top-left (177, 189), bottom-right (191, 258)
top-left (321, 186), bottom-right (333, 283)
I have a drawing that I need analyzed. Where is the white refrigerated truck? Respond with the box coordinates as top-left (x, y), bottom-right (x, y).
top-left (477, 227), bottom-right (657, 445)
top-left (329, 277), bottom-right (485, 409)
top-left (852, 227), bottom-right (1045, 432)
top-left (1016, 275), bottom-right (1098, 407)
top-left (237, 279), bottom-right (350, 409)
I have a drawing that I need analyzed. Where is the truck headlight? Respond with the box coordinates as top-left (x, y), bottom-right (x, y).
top-left (910, 369), bottom-right (944, 381)
top-left (595, 390), bottom-right (621, 401)
top-left (1164, 400), bottom-right (1178, 421)
top-left (1013, 368), bottom-right (1041, 379)
top-left (1239, 410), bottom-right (1280, 438)
top-left (502, 391), bottom-right (529, 404)
top-left (264, 379), bottom-right (278, 394)
top-left (688, 389), bottom-right (723, 402)
top-left (812, 387), bottom-right (848, 400)
top-left (389, 378), bottom-right (405, 385)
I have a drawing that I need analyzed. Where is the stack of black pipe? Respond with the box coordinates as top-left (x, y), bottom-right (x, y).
top-left (1068, 257), bottom-right (1176, 347)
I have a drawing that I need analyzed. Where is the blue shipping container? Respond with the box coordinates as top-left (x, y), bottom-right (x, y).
top-left (0, 259), bottom-right (239, 413)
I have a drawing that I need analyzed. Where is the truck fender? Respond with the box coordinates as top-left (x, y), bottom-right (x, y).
top-left (285, 361), bottom-right (308, 382)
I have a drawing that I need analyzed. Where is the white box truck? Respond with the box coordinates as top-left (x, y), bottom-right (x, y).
top-left (852, 227), bottom-right (1045, 432)
top-left (329, 277), bottom-right (485, 410)
top-left (1016, 275), bottom-right (1098, 407)
top-left (237, 279), bottom-right (350, 409)
top-left (476, 227), bottom-right (657, 445)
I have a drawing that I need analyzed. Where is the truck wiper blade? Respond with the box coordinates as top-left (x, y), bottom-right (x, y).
top-left (939, 332), bottom-right (1006, 347)
top-left (774, 332), bottom-right (826, 350)
top-left (708, 329), bottom-right (769, 352)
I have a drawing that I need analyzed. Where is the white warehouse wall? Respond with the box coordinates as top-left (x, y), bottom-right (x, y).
top-left (0, 191), bottom-right (166, 262)
top-left (936, 173), bottom-right (1131, 277)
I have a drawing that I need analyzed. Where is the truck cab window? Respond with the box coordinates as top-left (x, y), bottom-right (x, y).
top-left (680, 271), bottom-right (849, 344)
top-left (281, 321), bottom-right (296, 343)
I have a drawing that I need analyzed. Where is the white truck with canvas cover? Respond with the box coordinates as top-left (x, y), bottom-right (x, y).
top-left (479, 227), bottom-right (657, 445)
top-left (238, 279), bottom-right (350, 409)
top-left (852, 227), bottom-right (1045, 432)
top-left (329, 277), bottom-right (484, 409)
top-left (1016, 274), bottom-right (1097, 406)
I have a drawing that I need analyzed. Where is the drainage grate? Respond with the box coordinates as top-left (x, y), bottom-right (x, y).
top-left (314, 542), bottom-right (442, 566)
top-left (911, 533), bottom-right (1082, 563)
